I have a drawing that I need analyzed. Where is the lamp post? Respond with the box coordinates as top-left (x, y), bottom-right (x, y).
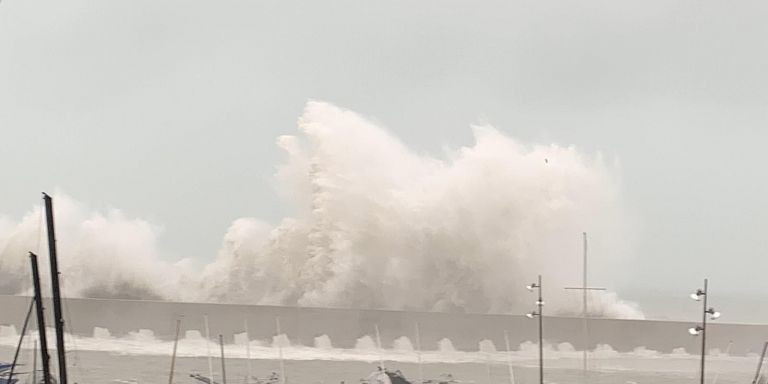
top-left (526, 275), bottom-right (544, 384)
top-left (689, 278), bottom-right (720, 384)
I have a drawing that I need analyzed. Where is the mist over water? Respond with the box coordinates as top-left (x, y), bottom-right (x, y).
top-left (0, 101), bottom-right (641, 318)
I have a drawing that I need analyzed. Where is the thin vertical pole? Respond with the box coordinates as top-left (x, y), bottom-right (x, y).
top-left (701, 278), bottom-right (709, 384)
top-left (710, 340), bottom-right (732, 384)
top-left (244, 320), bottom-right (253, 384)
top-left (375, 324), bottom-right (384, 371)
top-left (219, 334), bottom-right (227, 384)
top-left (168, 318), bottom-right (181, 384)
top-left (485, 354), bottom-right (492, 384)
top-left (43, 193), bottom-right (67, 384)
top-left (537, 275), bottom-right (543, 384)
top-left (414, 322), bottom-right (423, 384)
top-left (204, 315), bottom-right (215, 384)
top-left (33, 336), bottom-right (38, 384)
top-left (752, 342), bottom-right (768, 384)
top-left (275, 318), bottom-right (286, 384)
top-left (504, 331), bottom-right (515, 384)
top-left (30, 252), bottom-right (52, 384)
top-left (582, 232), bottom-right (588, 384)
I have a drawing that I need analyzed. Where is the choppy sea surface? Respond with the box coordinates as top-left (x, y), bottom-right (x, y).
top-left (1, 343), bottom-right (762, 384)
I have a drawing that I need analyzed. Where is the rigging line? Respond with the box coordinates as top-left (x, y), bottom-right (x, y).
top-left (62, 281), bottom-right (86, 379)
top-left (54, 261), bottom-right (85, 380)
top-left (36, 203), bottom-right (44, 254)
top-left (8, 298), bottom-right (35, 381)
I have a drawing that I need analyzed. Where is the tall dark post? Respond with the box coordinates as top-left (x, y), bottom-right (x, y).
top-left (168, 318), bottom-right (182, 384)
top-left (751, 342), bottom-right (768, 384)
top-left (30, 252), bottom-right (52, 384)
top-left (537, 275), bottom-right (543, 384)
top-left (43, 193), bottom-right (67, 384)
top-left (526, 275), bottom-right (544, 384)
top-left (219, 334), bottom-right (227, 384)
top-left (700, 278), bottom-right (708, 384)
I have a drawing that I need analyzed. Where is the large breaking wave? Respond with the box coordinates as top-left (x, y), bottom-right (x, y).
top-left (0, 102), bottom-right (642, 318)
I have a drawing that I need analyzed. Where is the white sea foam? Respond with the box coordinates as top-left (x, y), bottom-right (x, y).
top-left (0, 327), bottom-right (721, 369)
top-left (0, 101), bottom-right (641, 318)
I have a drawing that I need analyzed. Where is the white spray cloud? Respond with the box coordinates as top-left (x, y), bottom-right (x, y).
top-left (0, 101), bottom-right (642, 318)
top-left (0, 194), bottom-right (188, 300)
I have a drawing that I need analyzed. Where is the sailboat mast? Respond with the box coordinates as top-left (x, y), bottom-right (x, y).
top-left (219, 334), bottom-right (227, 384)
top-left (43, 193), bottom-right (67, 384)
top-left (32, 336), bottom-right (38, 384)
top-left (244, 320), bottom-right (252, 384)
top-left (30, 252), bottom-right (52, 384)
top-left (414, 322), bottom-right (423, 384)
top-left (374, 324), bottom-right (384, 371)
top-left (204, 315), bottom-right (215, 384)
top-left (582, 232), bottom-right (588, 383)
top-left (504, 330), bottom-right (515, 384)
top-left (752, 342), bottom-right (768, 384)
top-left (275, 318), bottom-right (286, 384)
top-left (168, 318), bottom-right (181, 384)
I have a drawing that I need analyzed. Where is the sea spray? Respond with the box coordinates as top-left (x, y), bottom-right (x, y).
top-left (0, 101), bottom-right (641, 318)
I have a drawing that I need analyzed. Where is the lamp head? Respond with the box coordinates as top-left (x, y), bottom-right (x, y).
top-left (526, 312), bottom-right (538, 319)
top-left (526, 283), bottom-right (538, 291)
top-left (707, 308), bottom-right (721, 320)
top-left (688, 326), bottom-right (703, 336)
top-left (690, 289), bottom-right (705, 301)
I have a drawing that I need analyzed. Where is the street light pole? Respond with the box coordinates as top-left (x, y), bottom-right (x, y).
top-left (690, 278), bottom-right (719, 384)
top-left (526, 275), bottom-right (544, 384)
top-left (700, 279), bottom-right (708, 384)
top-left (537, 275), bottom-right (543, 384)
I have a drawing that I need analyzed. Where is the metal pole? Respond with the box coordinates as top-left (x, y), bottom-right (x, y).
top-left (538, 274), bottom-right (543, 384)
top-left (582, 232), bottom-right (588, 384)
top-left (375, 324), bottom-right (384, 371)
top-left (30, 252), bottom-right (52, 384)
top-left (219, 334), bottom-right (227, 384)
top-left (752, 342), bottom-right (768, 384)
top-left (204, 315), bottom-right (214, 384)
top-left (33, 337), bottom-right (38, 384)
top-left (485, 354), bottom-right (492, 384)
top-left (275, 318), bottom-right (286, 384)
top-left (711, 340), bottom-right (732, 384)
top-left (414, 322), bottom-right (423, 384)
top-left (43, 193), bottom-right (67, 384)
top-left (504, 330), bottom-right (515, 384)
top-left (245, 320), bottom-right (253, 384)
top-left (168, 318), bottom-right (181, 384)
top-left (701, 278), bottom-right (708, 384)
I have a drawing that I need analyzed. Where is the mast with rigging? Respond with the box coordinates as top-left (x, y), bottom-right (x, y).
top-left (43, 193), bottom-right (67, 384)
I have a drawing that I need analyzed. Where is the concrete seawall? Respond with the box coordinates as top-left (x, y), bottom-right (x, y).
top-left (1, 295), bottom-right (767, 355)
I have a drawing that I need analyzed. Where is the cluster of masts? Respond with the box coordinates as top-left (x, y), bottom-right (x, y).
top-left (5, 194), bottom-right (68, 384)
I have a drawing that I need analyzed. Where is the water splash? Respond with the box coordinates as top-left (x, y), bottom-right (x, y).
top-left (0, 101), bottom-right (642, 318)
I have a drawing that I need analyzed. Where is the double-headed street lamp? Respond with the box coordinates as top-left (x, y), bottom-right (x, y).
top-left (526, 275), bottom-right (544, 384)
top-left (689, 278), bottom-right (721, 384)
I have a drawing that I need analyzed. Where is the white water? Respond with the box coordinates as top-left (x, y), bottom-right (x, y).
top-left (0, 101), bottom-right (640, 318)
top-left (0, 324), bottom-right (711, 365)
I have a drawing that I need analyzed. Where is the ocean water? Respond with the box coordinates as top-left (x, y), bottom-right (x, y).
top-left (0, 343), bottom-right (761, 384)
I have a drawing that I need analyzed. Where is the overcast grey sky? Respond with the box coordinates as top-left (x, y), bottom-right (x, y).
top-left (2, 0), bottom-right (768, 316)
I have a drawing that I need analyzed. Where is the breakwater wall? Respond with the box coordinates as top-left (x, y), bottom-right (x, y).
top-left (1, 295), bottom-right (766, 355)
